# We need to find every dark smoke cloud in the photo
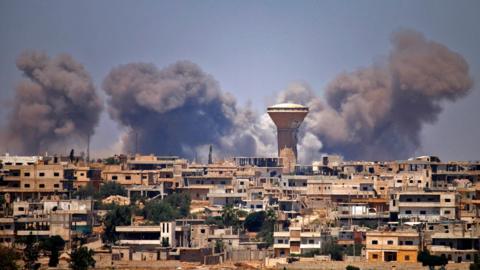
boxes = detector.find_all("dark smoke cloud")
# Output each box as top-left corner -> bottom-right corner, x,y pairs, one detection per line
5,51 -> 103,154
103,61 -> 266,159
277,29 -> 473,160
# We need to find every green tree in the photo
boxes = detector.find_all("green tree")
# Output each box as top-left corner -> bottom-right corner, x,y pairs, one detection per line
471,253 -> 480,270
73,184 -> 98,200
102,205 -> 132,244
98,182 -> 127,199
164,193 -> 191,217
40,235 -> 65,267
20,233 -> 40,270
244,211 -> 266,232
144,201 -> 177,222
205,216 -> 224,226
70,246 -> 95,270
417,251 -> 448,270
257,208 -> 277,246
214,240 -> 224,253
345,244 -> 364,256
320,239 -> 344,261
0,246 -> 20,270
143,193 -> 191,222
221,205 -> 240,228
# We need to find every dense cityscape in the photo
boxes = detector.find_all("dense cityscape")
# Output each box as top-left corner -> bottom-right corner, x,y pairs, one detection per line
0,103 -> 479,270
1,1 -> 480,270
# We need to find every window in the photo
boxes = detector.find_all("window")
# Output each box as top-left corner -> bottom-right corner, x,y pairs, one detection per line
54,184 -> 60,188
444,210 -> 451,215
405,241 -> 414,245
80,173 -> 85,176
372,254 -> 378,259
278,239 -> 284,244
387,240 -> 394,245
53,172 -> 60,177
200,229 -> 205,234
24,172 -> 30,177
39,172 -> 45,177
309,239 -> 314,244
111,175 -> 118,180
445,198 -> 451,202
24,184 -> 30,188
371,240 -> 378,245
18,207 -> 24,211
405,210 -> 412,214
420,210 -> 426,215
405,255 -> 410,261
39,184 -> 45,188
125,175 -> 131,180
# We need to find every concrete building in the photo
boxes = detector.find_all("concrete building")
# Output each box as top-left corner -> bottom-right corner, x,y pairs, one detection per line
267,103 -> 308,174
273,225 -> 324,257
366,229 -> 420,263
389,190 -> 456,222
116,222 -> 176,247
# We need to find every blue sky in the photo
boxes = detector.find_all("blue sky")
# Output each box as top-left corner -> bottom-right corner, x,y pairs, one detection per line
1,0 -> 479,160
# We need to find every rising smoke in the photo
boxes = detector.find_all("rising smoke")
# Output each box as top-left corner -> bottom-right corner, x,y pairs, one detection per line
5,51 -> 103,154
277,29 -> 473,160
103,61 -> 272,160
4,30 -> 469,161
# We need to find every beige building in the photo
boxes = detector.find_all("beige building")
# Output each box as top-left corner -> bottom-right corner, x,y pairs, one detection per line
366,229 -> 419,263
390,190 -> 456,221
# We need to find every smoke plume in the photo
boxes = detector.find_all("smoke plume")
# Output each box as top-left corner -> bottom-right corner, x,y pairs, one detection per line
103,61 -> 271,160
277,29 -> 473,160
5,51 -> 103,154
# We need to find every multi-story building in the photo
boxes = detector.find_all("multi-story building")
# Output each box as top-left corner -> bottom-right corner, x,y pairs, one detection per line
366,229 -> 420,263
389,190 -> 456,222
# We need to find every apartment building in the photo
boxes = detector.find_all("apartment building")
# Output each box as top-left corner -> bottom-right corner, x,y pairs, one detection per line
116,222 -> 176,247
273,226 -> 323,257
366,229 -> 420,263
0,164 -> 68,200
389,190 -> 456,221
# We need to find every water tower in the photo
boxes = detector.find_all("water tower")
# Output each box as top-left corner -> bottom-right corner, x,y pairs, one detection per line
267,103 -> 309,173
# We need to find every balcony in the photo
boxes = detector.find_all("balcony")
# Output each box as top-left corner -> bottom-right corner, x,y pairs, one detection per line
17,230 -> 50,236
273,243 -> 290,249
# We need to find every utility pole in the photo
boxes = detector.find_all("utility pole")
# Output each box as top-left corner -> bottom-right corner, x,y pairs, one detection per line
134,131 -> 138,155
86,134 -> 90,165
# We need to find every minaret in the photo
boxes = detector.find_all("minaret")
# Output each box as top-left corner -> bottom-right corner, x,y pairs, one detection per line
208,144 -> 213,164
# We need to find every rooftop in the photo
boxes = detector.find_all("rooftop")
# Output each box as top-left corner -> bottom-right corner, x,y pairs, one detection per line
267,103 -> 308,111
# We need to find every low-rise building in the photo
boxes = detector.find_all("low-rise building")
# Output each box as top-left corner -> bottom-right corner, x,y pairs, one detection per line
366,229 -> 419,263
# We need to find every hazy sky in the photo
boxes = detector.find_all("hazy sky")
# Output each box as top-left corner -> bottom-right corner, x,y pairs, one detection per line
1,1 -> 479,161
